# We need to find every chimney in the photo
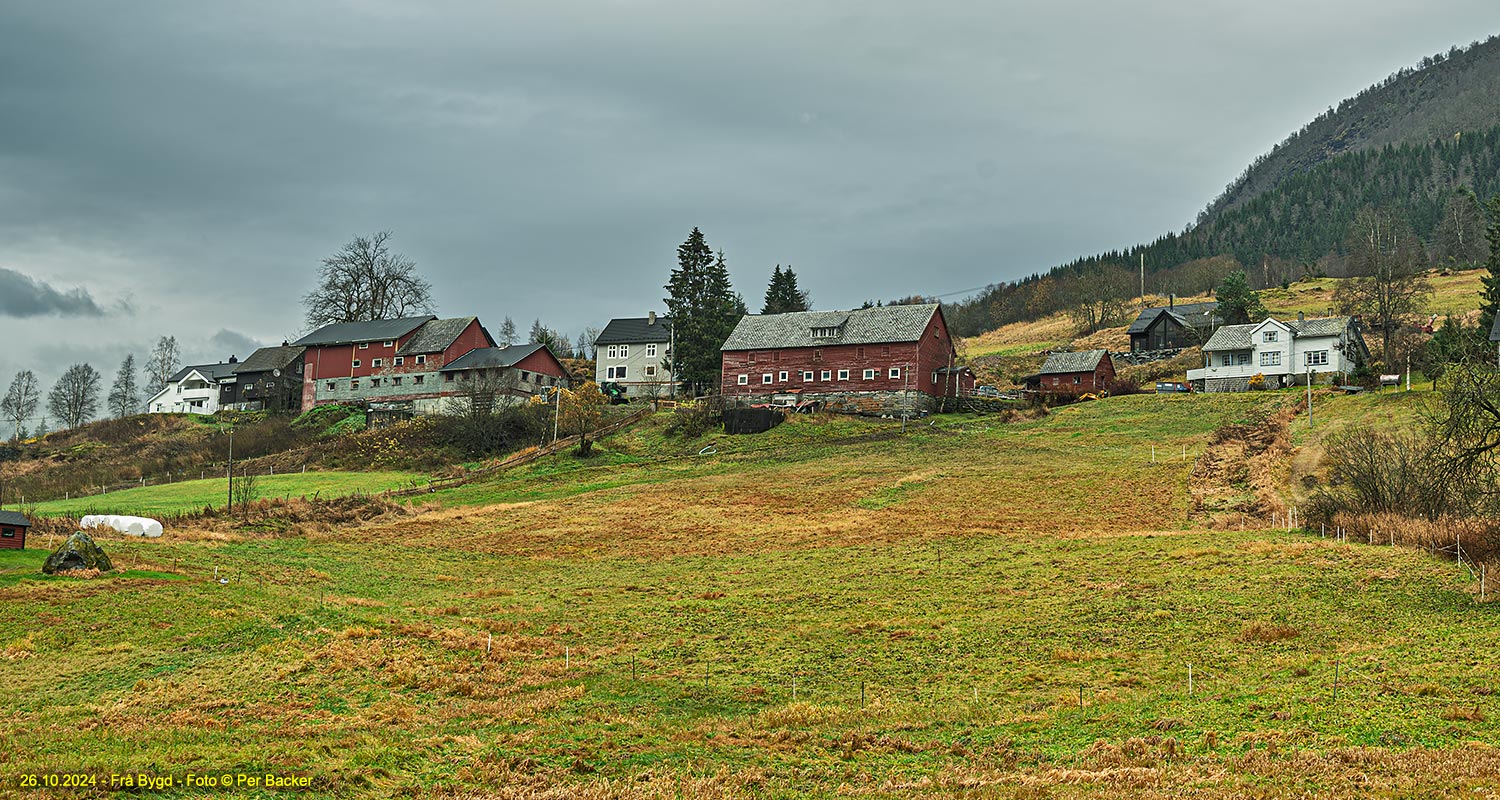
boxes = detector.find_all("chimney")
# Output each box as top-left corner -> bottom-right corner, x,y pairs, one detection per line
228,355 -> 238,364
648,311 -> 656,325
1169,294 -> 1175,309
281,340 -> 290,347
1297,311 -> 1304,322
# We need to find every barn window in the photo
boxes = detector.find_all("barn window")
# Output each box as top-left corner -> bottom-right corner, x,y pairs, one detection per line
932,372 -> 938,384
372,358 -> 383,367
352,359 -> 361,368
778,371 -> 788,382
888,367 -> 901,379
393,377 -> 403,386
881,346 -> 890,357
1,530 -> 12,538
748,352 -> 756,364
415,355 -> 426,365
813,349 -> 823,362
327,382 -> 336,391
394,357 -> 404,366
802,370 -> 814,381
359,343 -> 369,349
863,369 -> 876,380
1073,376 -> 1081,385
351,380 -> 360,389
444,373 -> 455,382
857,347 -> 865,359
370,378 -> 381,387
383,340 -> 394,347
820,370 -> 830,381
738,374 -> 749,385
762,373 -> 773,384
414,375 -> 424,385
521,371 -> 531,382
838,369 -> 850,380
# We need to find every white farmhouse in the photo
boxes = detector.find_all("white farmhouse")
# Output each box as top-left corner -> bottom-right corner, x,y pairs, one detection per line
593,313 -> 675,399
146,361 -> 239,414
1187,315 -> 1368,392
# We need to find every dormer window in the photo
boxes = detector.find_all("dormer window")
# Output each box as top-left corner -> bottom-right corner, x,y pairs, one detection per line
811,326 -> 841,339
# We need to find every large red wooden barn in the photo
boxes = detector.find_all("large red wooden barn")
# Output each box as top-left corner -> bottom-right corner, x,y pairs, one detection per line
295,317 -> 569,415
719,304 -> 973,415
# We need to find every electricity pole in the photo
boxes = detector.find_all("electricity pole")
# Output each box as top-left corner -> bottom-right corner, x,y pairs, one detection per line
552,387 -> 561,443
226,424 -> 235,511
1306,366 -> 1313,429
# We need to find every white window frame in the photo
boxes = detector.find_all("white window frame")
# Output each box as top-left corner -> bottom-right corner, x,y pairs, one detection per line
383,340 -> 394,347
394,356 -> 404,366
838,369 -> 850,380
359,343 -> 369,350
619,344 -> 630,358
762,373 -> 773,385
607,345 -> 618,360
1305,350 -> 1329,366
645,365 -> 657,376
372,358 -> 383,367
415,355 -> 426,365
1260,351 -> 1281,367
646,344 -> 657,357
820,370 -> 831,381
778,370 -> 788,382
326,382 -> 336,391
606,367 -> 616,380
352,359 -> 361,368
802,370 -> 814,381
1263,330 -> 1278,343
863,368 -> 876,380
888,367 -> 901,379
737,374 -> 749,386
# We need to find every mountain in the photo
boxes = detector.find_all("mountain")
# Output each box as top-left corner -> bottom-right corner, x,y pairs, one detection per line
945,34 -> 1500,339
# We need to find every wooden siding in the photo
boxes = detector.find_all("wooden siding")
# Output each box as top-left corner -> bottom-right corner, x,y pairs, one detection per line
0,524 -> 25,550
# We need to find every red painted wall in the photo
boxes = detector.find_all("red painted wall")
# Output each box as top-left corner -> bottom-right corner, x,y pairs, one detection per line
1041,359 -> 1116,394
0,524 -> 26,550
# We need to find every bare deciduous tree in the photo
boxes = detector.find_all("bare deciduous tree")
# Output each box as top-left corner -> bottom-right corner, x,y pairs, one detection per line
143,336 -> 180,397
1060,265 -> 1134,333
1,370 -> 41,441
1334,208 -> 1431,365
107,354 -> 140,418
304,231 -> 435,327
48,363 -> 101,430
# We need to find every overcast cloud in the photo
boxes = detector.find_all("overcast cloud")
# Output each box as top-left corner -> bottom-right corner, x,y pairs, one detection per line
1,0 -> 1498,411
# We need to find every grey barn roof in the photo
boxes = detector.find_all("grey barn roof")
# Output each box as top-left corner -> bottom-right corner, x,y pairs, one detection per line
398,317 -> 488,355
441,343 -> 547,372
596,316 -> 672,345
1490,315 -> 1500,343
292,316 -> 436,347
1039,349 -> 1109,374
1127,302 -> 1221,335
0,510 -> 31,528
1202,316 -> 1356,351
721,304 -> 940,351
233,345 -> 305,375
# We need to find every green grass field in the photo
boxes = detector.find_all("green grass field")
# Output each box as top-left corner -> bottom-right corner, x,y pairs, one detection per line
26,470 -> 427,519
3,393 -> 1496,797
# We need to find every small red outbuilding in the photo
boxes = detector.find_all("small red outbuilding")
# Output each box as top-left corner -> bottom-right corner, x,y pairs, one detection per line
0,511 -> 31,550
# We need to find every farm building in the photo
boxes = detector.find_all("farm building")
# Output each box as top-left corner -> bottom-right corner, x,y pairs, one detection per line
1127,300 -> 1221,353
229,344 -> 306,412
0,511 -> 30,550
1187,315 -> 1367,392
593,313 -> 675,398
719,304 -> 971,415
1026,349 -> 1116,395
295,316 -> 494,414
440,344 -> 572,411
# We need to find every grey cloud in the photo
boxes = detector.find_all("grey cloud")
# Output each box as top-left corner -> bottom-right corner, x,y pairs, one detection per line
0,268 -> 103,318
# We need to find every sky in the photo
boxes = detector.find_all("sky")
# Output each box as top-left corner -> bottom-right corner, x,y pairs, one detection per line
2,0 -> 1498,421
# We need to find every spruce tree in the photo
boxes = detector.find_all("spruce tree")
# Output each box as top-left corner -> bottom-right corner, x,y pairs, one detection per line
761,265 -> 810,314
107,354 -> 140,418
1215,270 -> 1268,324
664,229 -> 741,395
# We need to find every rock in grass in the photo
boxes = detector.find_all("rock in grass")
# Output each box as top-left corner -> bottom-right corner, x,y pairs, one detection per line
42,532 -> 115,575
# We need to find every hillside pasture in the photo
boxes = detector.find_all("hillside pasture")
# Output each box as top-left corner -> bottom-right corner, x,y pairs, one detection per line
25,470 -> 426,519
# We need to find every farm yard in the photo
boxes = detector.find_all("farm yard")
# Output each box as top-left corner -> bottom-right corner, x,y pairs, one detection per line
3,390 -> 1498,798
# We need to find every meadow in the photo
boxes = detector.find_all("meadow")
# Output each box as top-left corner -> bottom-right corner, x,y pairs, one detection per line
24,470 -> 427,519
3,391 -> 1496,798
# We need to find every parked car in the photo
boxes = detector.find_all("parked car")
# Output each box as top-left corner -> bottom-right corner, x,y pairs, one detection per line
1154,381 -> 1192,394
974,385 -> 1001,398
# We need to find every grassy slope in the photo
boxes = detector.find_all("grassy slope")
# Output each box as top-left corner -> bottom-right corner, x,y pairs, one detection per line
25,471 -> 426,519
4,392 -> 1498,797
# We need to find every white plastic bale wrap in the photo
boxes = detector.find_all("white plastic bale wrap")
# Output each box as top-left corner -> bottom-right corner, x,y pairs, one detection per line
80,514 -> 164,538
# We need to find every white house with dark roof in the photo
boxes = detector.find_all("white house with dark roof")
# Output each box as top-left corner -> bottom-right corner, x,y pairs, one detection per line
593,313 -> 675,398
1187,315 -> 1368,392
146,360 -> 240,414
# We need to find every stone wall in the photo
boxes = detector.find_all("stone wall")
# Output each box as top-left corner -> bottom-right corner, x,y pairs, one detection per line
728,389 -> 938,417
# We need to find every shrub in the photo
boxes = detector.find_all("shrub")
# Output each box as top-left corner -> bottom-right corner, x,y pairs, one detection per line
1247,373 -> 1266,391
1107,376 -> 1142,396
664,399 -> 720,439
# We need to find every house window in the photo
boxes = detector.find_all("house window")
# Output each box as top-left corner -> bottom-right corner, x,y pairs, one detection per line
372,358 -> 383,367
619,344 -> 630,358
1263,331 -> 1278,343
1221,354 -> 1233,367
820,370 -> 830,381
415,355 -> 426,365
1260,351 -> 1281,367
607,345 -> 618,359
762,373 -> 773,384
738,374 -> 749,386
615,366 -> 626,379
352,359 -> 361,368
327,382 -> 336,391
606,367 -> 615,379
1305,350 -> 1329,366
1073,376 -> 1082,385
414,375 -> 424,385
521,370 -> 531,382
646,344 -> 657,357
394,357 -> 404,366
1235,353 -> 1251,366
778,370 -> 788,382
645,366 -> 657,376
350,380 -> 360,389
802,370 -> 814,381
888,367 -> 901,379
863,369 -> 876,380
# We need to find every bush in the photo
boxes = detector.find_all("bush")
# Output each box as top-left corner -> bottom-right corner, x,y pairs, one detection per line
1247,373 -> 1266,391
1107,376 -> 1142,396
433,405 -> 549,459
664,399 -> 720,439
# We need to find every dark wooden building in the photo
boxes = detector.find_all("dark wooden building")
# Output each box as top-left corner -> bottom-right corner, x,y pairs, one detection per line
1029,349 -> 1116,395
230,344 -> 307,412
1127,300 -> 1221,352
0,511 -> 31,550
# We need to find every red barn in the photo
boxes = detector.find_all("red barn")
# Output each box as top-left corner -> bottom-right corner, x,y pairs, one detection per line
1031,349 -> 1116,395
719,304 -> 969,415
0,511 -> 31,550
296,316 -> 499,414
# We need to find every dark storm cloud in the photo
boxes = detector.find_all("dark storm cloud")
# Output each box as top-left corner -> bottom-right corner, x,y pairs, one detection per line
1,0 -> 1498,392
0,268 -> 103,318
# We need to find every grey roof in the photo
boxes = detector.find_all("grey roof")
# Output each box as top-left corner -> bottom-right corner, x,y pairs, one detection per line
291,316 -> 436,347
1202,316 -> 1356,352
1039,349 -> 1109,374
440,343 -> 547,371
1127,302 -> 1220,334
721,304 -> 941,351
167,361 -> 240,383
398,317 -> 490,355
0,510 -> 30,528
1490,315 -> 1500,343
232,345 -> 305,375
596,315 -> 672,345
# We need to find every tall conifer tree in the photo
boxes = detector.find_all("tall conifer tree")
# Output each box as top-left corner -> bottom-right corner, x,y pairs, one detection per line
664,229 -> 741,395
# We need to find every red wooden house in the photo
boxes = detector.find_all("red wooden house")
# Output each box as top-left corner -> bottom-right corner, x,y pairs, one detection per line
0,511 -> 31,550
1028,349 -> 1116,395
719,304 -> 972,415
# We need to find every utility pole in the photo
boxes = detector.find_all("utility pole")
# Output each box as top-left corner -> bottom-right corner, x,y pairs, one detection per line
552,386 -> 561,443
1306,366 -> 1313,429
1405,351 -> 1411,392
1140,253 -> 1145,305
226,424 -> 235,511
